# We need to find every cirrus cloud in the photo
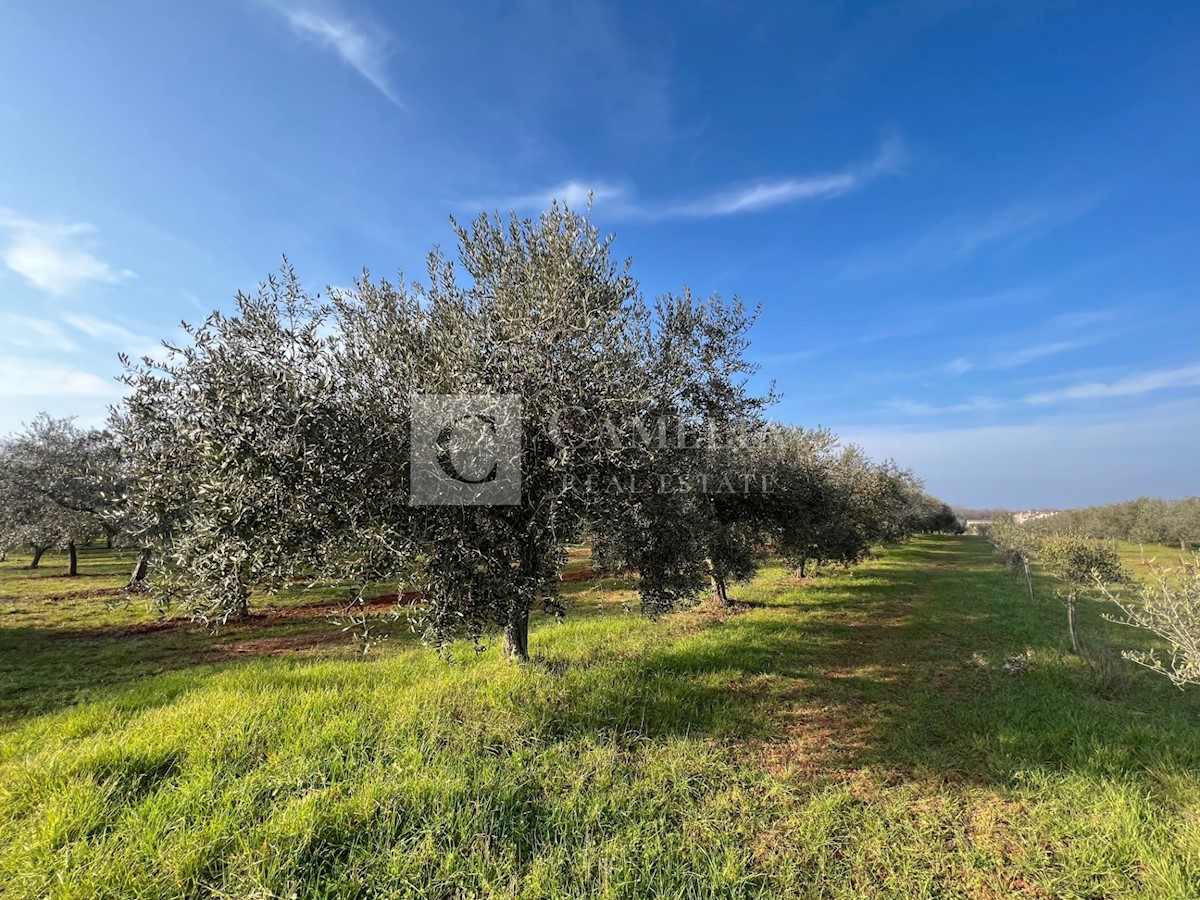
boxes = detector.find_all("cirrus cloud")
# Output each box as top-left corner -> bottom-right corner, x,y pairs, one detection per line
1026,362 -> 1200,405
0,209 -> 135,296
483,137 -> 906,221
277,5 -> 402,108
0,358 -> 119,398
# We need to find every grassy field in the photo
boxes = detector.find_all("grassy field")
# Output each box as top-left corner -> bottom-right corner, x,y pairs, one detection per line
1,535 -> 1199,898
1116,541 -> 1196,576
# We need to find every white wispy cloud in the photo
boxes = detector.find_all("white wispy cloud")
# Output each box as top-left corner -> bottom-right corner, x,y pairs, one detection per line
886,360 -> 1200,420
987,337 -> 1097,369
498,181 -> 629,214
0,210 -> 135,296
61,313 -> 146,345
887,396 -> 1003,416
666,172 -> 860,218
1041,308 -> 1119,330
489,138 -> 905,221
937,339 -> 1091,379
923,285 -> 1052,316
280,6 -> 402,107
0,359 -> 118,398
929,309 -> 1116,378
754,348 -> 824,365
61,312 -> 165,361
839,195 -> 1098,278
0,315 -> 79,353
1026,362 -> 1200,405
667,137 -> 905,219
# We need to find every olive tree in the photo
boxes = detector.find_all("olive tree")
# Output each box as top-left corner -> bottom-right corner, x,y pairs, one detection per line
0,479 -> 90,570
652,293 -> 775,607
763,430 -> 933,578
906,495 -> 963,534
989,514 -> 1041,602
0,415 -> 120,573
1041,535 -> 1127,654
869,461 -> 928,547
580,286 -> 780,610
1028,496 -> 1200,550
763,425 -> 839,578
813,448 -> 918,568
1164,499 -> 1200,551
336,207 -> 669,658
117,206 -> 774,656
114,263 -> 356,621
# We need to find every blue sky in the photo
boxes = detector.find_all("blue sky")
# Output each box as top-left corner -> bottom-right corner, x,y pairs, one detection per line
0,0 -> 1197,508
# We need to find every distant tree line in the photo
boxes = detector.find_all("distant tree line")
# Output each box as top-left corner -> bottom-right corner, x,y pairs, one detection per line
0,206 -> 960,659
1029,497 -> 1200,550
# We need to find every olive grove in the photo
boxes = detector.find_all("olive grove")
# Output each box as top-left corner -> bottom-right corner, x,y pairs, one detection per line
101,206 -> 954,658
1031,496 -> 1200,550
0,415 -> 124,574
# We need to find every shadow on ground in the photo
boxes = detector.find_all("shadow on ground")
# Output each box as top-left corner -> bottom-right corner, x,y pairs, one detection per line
4,536 -> 1199,794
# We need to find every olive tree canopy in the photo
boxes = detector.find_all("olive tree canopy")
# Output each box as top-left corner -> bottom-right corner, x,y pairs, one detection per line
116,206 -> 777,655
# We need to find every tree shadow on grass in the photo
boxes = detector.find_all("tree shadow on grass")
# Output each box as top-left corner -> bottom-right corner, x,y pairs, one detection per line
6,535 -> 1200,794
0,612 -> 422,726
770,537 -> 1200,786
0,579 -> 621,730
539,535 -> 1200,788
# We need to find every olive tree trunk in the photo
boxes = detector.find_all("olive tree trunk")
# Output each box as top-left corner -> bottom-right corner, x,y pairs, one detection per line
713,575 -> 730,607
1066,595 -> 1080,654
502,606 -> 530,661
501,540 -> 544,662
127,547 -> 151,589
226,580 -> 252,621
231,595 -> 250,620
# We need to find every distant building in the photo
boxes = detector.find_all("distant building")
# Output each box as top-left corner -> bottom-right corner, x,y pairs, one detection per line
1012,509 -> 1059,524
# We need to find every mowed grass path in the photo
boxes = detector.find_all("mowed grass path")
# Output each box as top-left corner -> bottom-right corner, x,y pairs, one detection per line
1,536 -> 1199,898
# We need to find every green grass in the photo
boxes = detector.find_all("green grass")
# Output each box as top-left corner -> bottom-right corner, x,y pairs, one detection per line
1116,541 -> 1196,577
1,536 -> 1198,898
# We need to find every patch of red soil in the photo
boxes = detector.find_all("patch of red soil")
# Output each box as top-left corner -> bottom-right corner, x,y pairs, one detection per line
206,631 -> 352,659
558,567 -> 602,584
42,586 -> 128,602
262,588 -> 426,619
46,570 -> 604,641
55,619 -> 180,639
39,572 -> 118,580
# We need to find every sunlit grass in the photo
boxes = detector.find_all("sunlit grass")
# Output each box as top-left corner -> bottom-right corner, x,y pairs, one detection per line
1,536 -> 1198,897
1115,541 -> 1195,584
